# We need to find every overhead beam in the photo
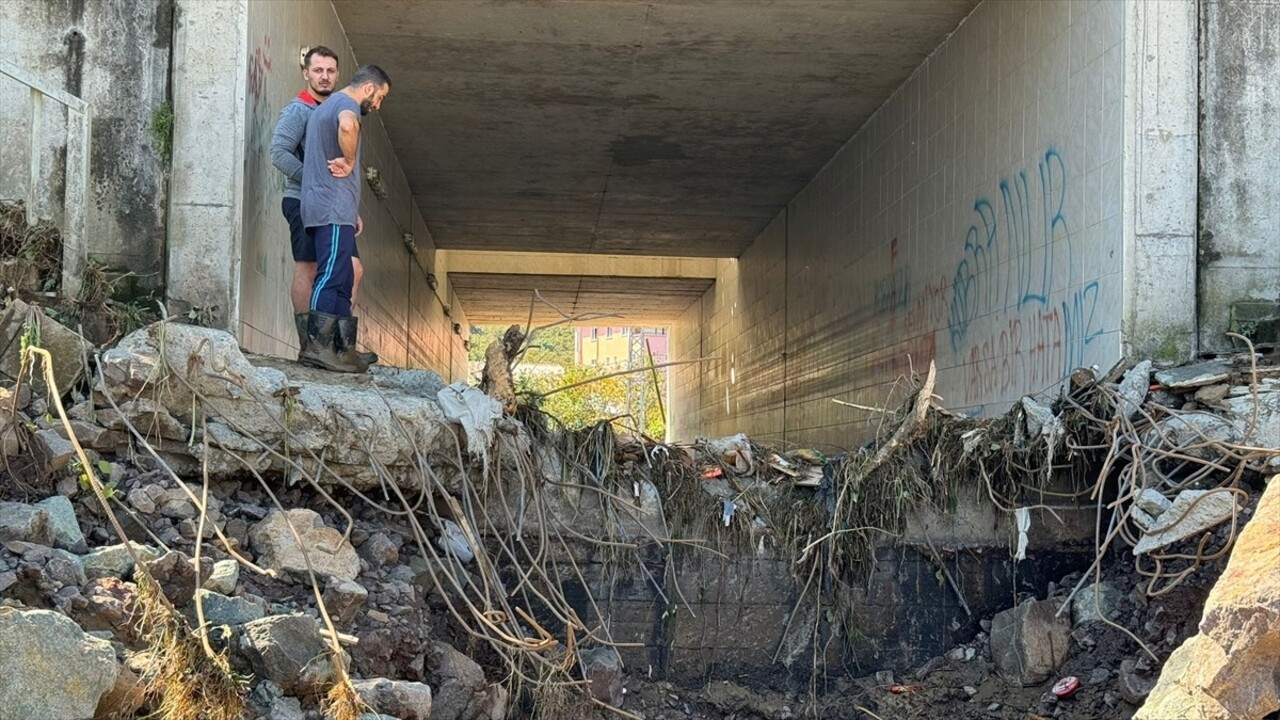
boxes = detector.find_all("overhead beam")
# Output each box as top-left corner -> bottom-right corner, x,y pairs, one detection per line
441,250 -> 719,280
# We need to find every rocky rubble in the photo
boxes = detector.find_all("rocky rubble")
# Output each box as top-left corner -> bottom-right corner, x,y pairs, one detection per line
2,310 -> 1279,720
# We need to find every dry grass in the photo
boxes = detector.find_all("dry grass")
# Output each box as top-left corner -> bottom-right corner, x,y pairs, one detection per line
321,674 -> 368,720
134,572 -> 246,720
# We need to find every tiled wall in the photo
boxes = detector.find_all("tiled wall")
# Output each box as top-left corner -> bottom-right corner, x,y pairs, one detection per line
238,1 -> 467,381
673,0 -> 1126,448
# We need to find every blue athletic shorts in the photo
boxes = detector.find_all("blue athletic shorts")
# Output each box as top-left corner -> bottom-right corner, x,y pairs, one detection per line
282,197 -> 359,262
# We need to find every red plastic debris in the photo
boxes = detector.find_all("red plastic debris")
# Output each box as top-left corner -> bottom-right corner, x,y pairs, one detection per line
1052,676 -> 1081,698
888,684 -> 920,695
701,466 -> 723,479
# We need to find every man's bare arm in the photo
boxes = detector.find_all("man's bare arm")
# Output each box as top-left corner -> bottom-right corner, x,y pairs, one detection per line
337,109 -> 359,165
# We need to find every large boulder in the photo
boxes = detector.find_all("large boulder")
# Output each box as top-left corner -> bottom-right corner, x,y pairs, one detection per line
238,614 -> 347,696
249,509 -> 359,582
429,640 -> 506,720
0,607 -> 119,720
93,323 -> 453,490
1136,477 -> 1280,720
989,597 -> 1072,686
352,677 -> 433,720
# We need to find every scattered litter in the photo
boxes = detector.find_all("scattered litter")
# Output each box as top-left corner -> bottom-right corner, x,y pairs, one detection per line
888,684 -> 919,695
721,498 -> 737,527
435,519 -> 475,564
1014,507 -> 1032,561
701,466 -> 723,479
1052,676 -> 1082,698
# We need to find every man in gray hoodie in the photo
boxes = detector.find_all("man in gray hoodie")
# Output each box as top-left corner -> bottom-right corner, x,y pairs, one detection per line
269,45 -> 366,356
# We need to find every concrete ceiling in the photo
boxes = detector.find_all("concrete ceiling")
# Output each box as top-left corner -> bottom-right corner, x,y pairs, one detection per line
333,0 -> 978,260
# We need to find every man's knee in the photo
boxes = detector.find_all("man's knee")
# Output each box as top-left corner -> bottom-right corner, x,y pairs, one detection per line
294,261 -> 317,279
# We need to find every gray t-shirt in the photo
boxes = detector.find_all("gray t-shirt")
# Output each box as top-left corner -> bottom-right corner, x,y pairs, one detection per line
301,92 -> 361,228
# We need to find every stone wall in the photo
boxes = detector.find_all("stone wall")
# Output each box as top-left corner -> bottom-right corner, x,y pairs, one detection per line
0,0 -> 172,288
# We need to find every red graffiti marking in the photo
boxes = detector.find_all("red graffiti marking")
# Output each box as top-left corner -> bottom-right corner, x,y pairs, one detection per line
247,35 -> 272,106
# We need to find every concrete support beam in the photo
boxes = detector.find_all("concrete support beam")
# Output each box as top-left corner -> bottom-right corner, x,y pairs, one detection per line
441,250 -> 719,279
166,0 -> 248,332
1122,0 -> 1198,361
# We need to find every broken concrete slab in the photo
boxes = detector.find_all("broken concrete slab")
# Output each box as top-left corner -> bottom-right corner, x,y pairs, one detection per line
1117,361 -> 1152,418
1136,477 -> 1280,720
93,323 -> 455,491
0,299 -> 93,400
1220,390 -> 1280,455
989,598 -> 1072,686
1155,361 -> 1231,390
1135,488 -> 1173,517
249,509 -> 359,583
1134,489 -> 1240,556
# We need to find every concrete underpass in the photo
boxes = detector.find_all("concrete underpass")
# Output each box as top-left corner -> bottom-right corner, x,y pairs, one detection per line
5,2 -> 1280,718
3,0 -> 1225,449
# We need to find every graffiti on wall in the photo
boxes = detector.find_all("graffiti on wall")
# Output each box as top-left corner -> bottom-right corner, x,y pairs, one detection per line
939,148 -> 1104,404
243,34 -> 285,278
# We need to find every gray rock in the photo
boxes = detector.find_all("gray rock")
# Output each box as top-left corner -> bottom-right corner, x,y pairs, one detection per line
323,577 -> 368,624
44,549 -> 87,589
82,542 -> 164,581
352,677 -> 433,720
1134,489 -> 1240,556
34,496 -> 86,553
0,607 -> 119,720
429,641 -> 486,720
1071,582 -> 1121,626
249,680 -> 306,720
1118,658 -> 1154,704
195,589 -> 265,625
204,559 -> 240,595
990,598 -> 1072,686
0,300 -> 93,400
579,646 -> 624,706
144,550 -> 210,606
250,509 -> 360,583
0,570 -> 16,593
1155,361 -> 1230,390
31,428 -> 77,473
0,501 -> 52,546
127,487 -> 156,514
1194,383 -> 1230,405
238,614 -> 347,696
1135,489 -> 1173,517
360,532 -> 399,567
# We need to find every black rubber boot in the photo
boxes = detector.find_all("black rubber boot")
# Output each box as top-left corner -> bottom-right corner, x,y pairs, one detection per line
299,311 -> 367,373
293,312 -> 308,360
337,314 -> 378,367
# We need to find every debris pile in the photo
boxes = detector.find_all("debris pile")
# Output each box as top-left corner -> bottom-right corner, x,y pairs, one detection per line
0,303 -> 1277,719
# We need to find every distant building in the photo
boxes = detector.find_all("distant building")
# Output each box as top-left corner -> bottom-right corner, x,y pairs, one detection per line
575,327 -> 669,368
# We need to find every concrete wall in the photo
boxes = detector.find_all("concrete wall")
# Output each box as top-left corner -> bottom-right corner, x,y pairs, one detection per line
0,0 -> 171,287
672,0 -> 1171,447
1199,1 -> 1280,353
236,0 -> 467,379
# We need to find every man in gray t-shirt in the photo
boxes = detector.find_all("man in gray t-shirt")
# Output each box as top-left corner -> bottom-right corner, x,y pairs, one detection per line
298,64 -> 391,374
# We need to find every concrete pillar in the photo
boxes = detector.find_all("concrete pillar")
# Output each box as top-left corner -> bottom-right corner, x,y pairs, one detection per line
1121,0 -> 1199,361
166,0 -> 248,332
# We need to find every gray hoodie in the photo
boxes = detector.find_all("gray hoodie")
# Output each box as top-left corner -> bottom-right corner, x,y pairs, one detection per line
269,92 -> 321,199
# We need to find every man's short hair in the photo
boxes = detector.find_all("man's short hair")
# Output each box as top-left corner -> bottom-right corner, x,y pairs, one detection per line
303,46 -> 339,69
348,64 -> 391,90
